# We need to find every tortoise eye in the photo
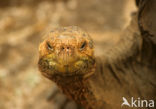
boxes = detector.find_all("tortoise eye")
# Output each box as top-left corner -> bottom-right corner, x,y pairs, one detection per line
47,42 -> 53,51
80,41 -> 87,50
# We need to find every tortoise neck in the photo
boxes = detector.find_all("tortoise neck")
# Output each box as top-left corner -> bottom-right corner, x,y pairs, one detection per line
51,73 -> 96,109
139,37 -> 156,68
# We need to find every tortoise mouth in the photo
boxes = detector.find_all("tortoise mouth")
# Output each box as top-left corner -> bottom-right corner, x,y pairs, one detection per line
38,56 -> 95,78
52,70 -> 85,77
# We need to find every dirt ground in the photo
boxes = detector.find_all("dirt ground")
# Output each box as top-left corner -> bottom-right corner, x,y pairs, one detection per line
0,0 -> 137,109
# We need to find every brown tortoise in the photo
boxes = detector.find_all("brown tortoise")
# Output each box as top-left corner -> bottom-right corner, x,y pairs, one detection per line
38,1 -> 156,109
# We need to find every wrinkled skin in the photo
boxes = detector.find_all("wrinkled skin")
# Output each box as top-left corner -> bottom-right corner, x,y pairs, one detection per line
38,24 -> 156,109
38,1 -> 156,108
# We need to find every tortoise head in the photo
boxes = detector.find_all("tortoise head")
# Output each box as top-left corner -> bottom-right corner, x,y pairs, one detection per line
38,26 -> 95,79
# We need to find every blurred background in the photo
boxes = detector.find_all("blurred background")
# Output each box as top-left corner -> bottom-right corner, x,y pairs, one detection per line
0,0 -> 137,109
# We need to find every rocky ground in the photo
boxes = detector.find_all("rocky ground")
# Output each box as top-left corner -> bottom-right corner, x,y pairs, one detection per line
0,0 -> 137,109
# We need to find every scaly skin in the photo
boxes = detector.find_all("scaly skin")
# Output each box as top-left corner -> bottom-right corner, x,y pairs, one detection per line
38,1 -> 156,107
38,26 -> 97,109
38,25 -> 156,109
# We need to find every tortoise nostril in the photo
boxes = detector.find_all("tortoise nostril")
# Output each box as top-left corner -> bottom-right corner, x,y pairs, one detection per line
60,46 -> 72,51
